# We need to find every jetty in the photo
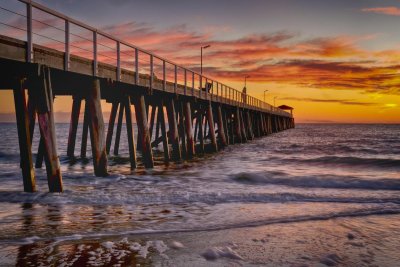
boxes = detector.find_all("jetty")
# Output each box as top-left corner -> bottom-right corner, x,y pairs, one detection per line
0,0 -> 294,192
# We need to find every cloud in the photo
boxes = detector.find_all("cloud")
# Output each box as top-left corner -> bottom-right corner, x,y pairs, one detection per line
278,97 -> 379,106
362,7 -> 400,16
7,17 -> 399,96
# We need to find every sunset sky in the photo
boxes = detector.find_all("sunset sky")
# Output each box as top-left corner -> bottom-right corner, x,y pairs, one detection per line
1,0 -> 400,123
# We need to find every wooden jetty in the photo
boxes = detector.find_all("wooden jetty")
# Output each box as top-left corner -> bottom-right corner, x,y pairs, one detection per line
0,0 -> 294,192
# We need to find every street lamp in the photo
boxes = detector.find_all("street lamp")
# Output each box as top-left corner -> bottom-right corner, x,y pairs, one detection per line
201,45 -> 211,75
263,89 -> 268,102
244,75 -> 250,88
274,96 -> 278,107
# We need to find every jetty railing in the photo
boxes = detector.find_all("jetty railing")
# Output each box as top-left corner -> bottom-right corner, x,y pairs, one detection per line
0,0 -> 289,116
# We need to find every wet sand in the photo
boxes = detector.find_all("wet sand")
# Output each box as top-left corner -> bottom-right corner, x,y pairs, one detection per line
1,213 -> 399,266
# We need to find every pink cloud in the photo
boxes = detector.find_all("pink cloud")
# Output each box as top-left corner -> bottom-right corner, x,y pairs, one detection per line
362,7 -> 400,16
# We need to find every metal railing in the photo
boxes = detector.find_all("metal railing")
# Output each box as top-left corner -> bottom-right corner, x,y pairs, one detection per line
1,0 -> 290,117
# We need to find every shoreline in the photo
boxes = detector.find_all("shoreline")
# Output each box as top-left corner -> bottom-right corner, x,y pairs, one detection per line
1,213 -> 399,266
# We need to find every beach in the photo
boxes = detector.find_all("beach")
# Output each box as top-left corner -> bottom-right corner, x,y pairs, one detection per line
0,123 -> 399,266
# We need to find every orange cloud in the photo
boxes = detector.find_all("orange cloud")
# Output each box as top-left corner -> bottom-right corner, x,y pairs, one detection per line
4,16 -> 400,97
362,7 -> 400,16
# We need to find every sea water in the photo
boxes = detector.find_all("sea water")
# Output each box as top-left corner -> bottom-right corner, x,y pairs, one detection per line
0,123 -> 399,265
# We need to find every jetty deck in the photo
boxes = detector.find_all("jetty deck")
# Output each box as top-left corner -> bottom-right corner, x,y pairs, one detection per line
0,0 -> 294,192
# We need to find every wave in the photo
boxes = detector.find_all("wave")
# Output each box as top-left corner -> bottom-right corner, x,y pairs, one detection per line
0,189 -> 399,206
281,156 -> 400,169
232,172 -> 400,190
3,205 -> 400,245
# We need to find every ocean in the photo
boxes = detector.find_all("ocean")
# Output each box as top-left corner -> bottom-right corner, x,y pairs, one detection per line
0,123 -> 399,266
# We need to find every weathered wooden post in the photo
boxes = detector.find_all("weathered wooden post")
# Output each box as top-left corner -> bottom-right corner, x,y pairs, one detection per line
184,101 -> 195,157
67,96 -> 82,158
13,77 -> 36,192
239,109 -> 247,142
206,102 -> 218,152
81,102 -> 89,158
197,106 -> 205,153
216,104 -> 227,147
134,94 -> 154,168
113,102 -> 124,155
87,79 -> 108,176
157,100 -> 170,162
105,102 -> 118,155
35,66 -> 63,192
246,111 -> 254,140
222,107 -> 230,145
124,96 -> 137,169
166,98 -> 181,160
177,101 -> 187,158
234,107 -> 242,143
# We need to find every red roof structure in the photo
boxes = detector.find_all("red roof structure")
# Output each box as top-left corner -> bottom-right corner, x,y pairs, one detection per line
278,105 -> 294,115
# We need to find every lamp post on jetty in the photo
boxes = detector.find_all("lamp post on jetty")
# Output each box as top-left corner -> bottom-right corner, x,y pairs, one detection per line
200,45 -> 211,75
264,89 -> 268,102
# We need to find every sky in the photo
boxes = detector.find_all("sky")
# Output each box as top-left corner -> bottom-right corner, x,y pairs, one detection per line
0,0 -> 400,123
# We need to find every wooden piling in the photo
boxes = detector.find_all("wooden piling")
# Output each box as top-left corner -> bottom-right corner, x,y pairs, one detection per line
134,94 -> 154,168
124,96 -> 137,169
197,106 -> 205,153
234,107 -> 242,143
67,97 -> 82,158
27,95 -> 36,144
157,100 -> 170,162
206,102 -> 218,152
166,98 -> 181,160
87,79 -> 108,176
81,102 -> 89,158
246,111 -> 254,140
177,101 -> 187,158
239,109 -> 247,142
105,102 -> 118,155
183,101 -> 195,158
35,66 -> 63,192
222,108 -> 230,145
13,78 -> 36,192
113,102 -> 124,156
149,104 -> 156,140
216,105 -> 227,147
35,137 -> 44,168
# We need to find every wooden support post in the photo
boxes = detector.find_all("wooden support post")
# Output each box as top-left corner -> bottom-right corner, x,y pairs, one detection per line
239,109 -> 247,142
149,104 -> 156,140
105,102 -> 118,155
166,98 -> 181,160
178,101 -> 187,158
197,106 -> 205,153
258,112 -> 266,136
223,108 -> 230,145
157,100 -> 170,162
27,95 -> 36,144
81,102 -> 89,158
246,111 -> 254,140
87,79 -> 108,177
35,137 -> 44,168
216,105 -> 227,147
134,94 -> 154,168
67,97 -> 82,158
206,103 -> 218,152
114,102 -> 124,156
35,66 -> 63,192
234,107 -> 242,143
155,107 -> 160,142
183,101 -> 195,158
13,79 -> 36,192
124,96 -> 137,169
